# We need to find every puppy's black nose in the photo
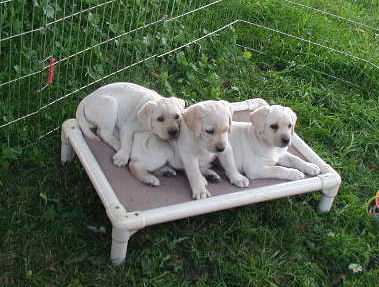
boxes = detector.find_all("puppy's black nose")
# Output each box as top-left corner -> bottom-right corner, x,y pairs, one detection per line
281,137 -> 290,146
168,128 -> 178,137
216,146 -> 225,152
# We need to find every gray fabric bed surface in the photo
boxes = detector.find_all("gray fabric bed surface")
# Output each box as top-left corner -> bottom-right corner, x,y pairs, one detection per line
86,110 -> 307,211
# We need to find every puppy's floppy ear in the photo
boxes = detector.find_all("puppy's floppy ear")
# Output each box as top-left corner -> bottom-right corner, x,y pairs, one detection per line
219,100 -> 234,133
170,97 -> 185,113
183,104 -> 204,137
137,101 -> 156,130
286,107 -> 297,135
249,106 -> 269,134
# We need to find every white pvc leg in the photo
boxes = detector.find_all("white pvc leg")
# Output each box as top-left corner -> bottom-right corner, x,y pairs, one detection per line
319,196 -> 336,213
111,227 -> 133,266
318,185 -> 339,213
61,129 -> 74,163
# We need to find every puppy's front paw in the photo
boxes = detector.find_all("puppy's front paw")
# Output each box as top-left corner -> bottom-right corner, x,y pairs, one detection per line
143,175 -> 160,187
287,169 -> 305,180
200,175 -> 208,187
192,185 -> 211,200
112,151 -> 129,167
230,174 -> 249,188
303,163 -> 321,176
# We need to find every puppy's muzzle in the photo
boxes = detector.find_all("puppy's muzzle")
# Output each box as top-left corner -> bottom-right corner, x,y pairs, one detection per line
281,136 -> 290,147
168,128 -> 179,139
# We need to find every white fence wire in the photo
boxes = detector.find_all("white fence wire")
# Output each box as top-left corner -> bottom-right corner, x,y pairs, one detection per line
0,0 -> 377,148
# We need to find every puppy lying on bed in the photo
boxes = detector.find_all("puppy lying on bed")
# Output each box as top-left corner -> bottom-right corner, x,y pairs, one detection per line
76,82 -> 185,166
230,104 -> 321,180
129,100 -> 249,199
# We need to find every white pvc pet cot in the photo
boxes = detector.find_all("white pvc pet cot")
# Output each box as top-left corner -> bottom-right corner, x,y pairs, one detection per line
60,99 -> 341,266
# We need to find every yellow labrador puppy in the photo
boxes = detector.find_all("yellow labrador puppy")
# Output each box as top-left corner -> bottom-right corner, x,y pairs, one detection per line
76,82 -> 185,166
129,100 -> 249,199
129,131 -> 178,187
230,105 -> 321,180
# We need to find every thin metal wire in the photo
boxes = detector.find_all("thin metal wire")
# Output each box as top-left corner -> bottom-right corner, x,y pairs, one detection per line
239,19 -> 379,69
127,0 -> 146,80
50,0 -> 61,133
147,0 -> 167,67
126,0 -> 139,81
137,0 -> 152,79
57,0 -> 68,124
100,0 -> 117,84
27,2 -> 36,116
157,20 -> 238,59
122,0 -> 139,82
78,0 -> 93,88
64,0 -> 76,96
0,0 -> 223,88
0,0 -> 117,42
165,0 -> 222,23
72,0 -> 85,93
17,0 -> 25,127
282,0 -> 379,32
110,0 -> 124,77
0,5 -> 2,56
0,4 -> 4,120
37,3 -> 50,141
22,126 -> 60,149
6,17 -> 13,144
86,1 -> 102,88
114,1 -> 131,71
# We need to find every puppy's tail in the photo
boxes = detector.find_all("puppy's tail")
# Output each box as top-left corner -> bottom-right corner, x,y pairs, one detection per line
76,99 -> 101,141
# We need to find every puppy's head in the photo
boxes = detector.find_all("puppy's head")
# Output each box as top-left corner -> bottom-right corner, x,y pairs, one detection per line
184,100 -> 232,153
249,105 -> 297,148
137,97 -> 185,140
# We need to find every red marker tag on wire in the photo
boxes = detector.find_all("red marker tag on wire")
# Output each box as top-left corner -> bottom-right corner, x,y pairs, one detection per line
47,58 -> 56,84
37,56 -> 56,92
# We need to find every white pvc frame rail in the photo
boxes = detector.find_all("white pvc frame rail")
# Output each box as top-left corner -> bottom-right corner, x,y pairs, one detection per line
61,100 -> 341,266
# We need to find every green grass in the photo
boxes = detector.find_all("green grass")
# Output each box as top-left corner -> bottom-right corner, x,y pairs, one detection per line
1,0 -> 378,286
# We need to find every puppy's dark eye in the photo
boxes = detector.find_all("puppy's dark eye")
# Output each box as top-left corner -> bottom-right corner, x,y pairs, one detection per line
270,124 -> 278,131
157,116 -> 165,122
206,129 -> 214,135
288,124 -> 292,129
174,114 -> 180,120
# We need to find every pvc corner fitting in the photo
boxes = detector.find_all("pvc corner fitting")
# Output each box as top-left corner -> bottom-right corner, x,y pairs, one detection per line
318,172 -> 342,197
246,98 -> 268,110
108,203 -> 145,231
